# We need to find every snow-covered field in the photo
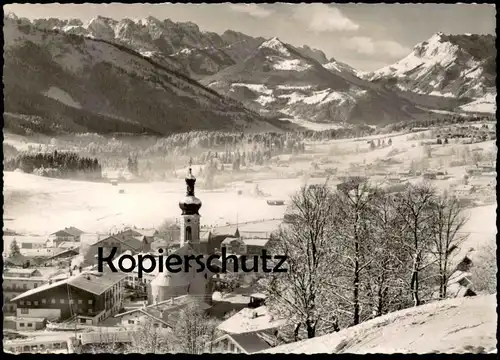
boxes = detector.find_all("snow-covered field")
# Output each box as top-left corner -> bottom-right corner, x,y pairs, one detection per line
262,294 -> 497,354
2,171 -> 290,235
3,129 -> 496,242
459,93 -> 497,114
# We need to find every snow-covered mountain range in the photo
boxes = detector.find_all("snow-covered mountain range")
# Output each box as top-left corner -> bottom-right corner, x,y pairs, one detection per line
202,37 -> 424,125
363,33 -> 496,113
3,16 -> 293,135
3,12 -> 496,135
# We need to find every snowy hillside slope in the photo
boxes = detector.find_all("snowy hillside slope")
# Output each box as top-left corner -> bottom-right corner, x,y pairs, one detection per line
3,17 -> 294,135
364,33 -> 496,103
261,295 -> 497,354
202,38 -> 425,125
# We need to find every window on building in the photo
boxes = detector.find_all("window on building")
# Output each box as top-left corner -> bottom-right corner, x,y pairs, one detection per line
19,323 -> 25,327
27,323 -> 33,327
185,226 -> 192,241
88,309 -> 93,314
128,320 -> 134,325
23,284 -> 28,289
42,299 -> 46,304
26,301 -> 31,306
88,299 -> 93,305
77,299 -> 82,304
34,301 -> 38,306
60,299 -> 65,304
51,299 -> 56,304
69,300 -> 74,304
21,308 -> 29,314
20,301 -> 24,305
153,323 -> 159,328
34,283 -> 38,288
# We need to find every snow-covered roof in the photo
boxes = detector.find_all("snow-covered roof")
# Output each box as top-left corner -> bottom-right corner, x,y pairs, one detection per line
11,278 -> 70,302
242,238 -> 270,247
217,306 -> 286,334
212,332 -> 273,354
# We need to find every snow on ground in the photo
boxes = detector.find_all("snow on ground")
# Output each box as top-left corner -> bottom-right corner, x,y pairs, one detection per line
455,204 -> 497,265
43,87 -> 82,109
259,38 -> 290,56
459,93 -> 497,114
273,59 -> 311,71
278,116 -> 347,131
276,85 -> 312,91
231,83 -> 272,95
2,171 -> 288,235
369,33 -> 459,80
261,294 -> 497,354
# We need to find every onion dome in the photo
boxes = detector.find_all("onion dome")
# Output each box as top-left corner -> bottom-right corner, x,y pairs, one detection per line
179,166 -> 202,215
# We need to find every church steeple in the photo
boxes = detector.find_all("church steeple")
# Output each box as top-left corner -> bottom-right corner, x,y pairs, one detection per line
179,158 -> 202,216
179,158 -> 202,248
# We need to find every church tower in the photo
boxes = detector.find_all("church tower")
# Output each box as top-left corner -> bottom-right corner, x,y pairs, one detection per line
178,160 -> 202,249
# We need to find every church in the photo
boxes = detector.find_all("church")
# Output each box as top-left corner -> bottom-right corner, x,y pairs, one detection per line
147,164 -> 219,306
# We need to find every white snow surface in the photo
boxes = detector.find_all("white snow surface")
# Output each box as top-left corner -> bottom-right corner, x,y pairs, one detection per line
261,295 -> 497,354
459,93 -> 497,113
2,171 -> 288,235
273,59 -> 312,71
259,37 -> 291,56
43,87 -> 82,109
369,33 -> 459,80
231,83 -> 273,95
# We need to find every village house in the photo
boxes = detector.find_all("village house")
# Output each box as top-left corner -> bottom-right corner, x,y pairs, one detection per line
4,236 -> 48,250
220,237 -> 271,256
109,251 -> 156,291
44,248 -> 80,267
80,234 -> 150,266
48,227 -> 85,247
3,332 -> 73,354
217,305 -> 286,336
209,331 -> 278,354
57,241 -> 81,250
10,270 -> 127,325
113,227 -> 157,247
453,184 -> 476,198
114,294 -> 211,335
3,268 -> 48,314
211,304 -> 286,353
476,161 -> 496,172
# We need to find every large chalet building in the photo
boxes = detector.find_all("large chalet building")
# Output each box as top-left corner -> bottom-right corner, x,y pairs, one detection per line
10,270 -> 126,325
3,269 -> 47,314
48,227 -> 85,247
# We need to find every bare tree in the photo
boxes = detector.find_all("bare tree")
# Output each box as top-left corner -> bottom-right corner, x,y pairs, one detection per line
363,190 -> 411,318
331,178 -> 378,326
170,302 -> 220,354
394,183 -> 437,306
430,193 -> 469,299
126,318 -> 173,354
264,185 -> 341,340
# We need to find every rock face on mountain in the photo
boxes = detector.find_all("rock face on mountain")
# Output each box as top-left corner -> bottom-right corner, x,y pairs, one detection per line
3,17 -> 291,136
202,38 -> 424,125
26,16 -> 266,79
363,33 -> 496,113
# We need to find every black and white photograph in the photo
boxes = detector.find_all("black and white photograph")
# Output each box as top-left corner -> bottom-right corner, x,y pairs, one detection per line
2,3 -> 497,354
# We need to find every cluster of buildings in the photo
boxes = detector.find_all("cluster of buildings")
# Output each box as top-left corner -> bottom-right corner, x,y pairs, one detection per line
3,167 -> 281,354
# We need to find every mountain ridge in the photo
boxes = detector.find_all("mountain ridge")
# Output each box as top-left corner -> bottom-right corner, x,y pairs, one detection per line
3,17 -> 296,136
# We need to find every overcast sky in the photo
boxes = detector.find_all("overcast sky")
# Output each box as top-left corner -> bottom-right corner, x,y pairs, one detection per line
4,3 -> 496,71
